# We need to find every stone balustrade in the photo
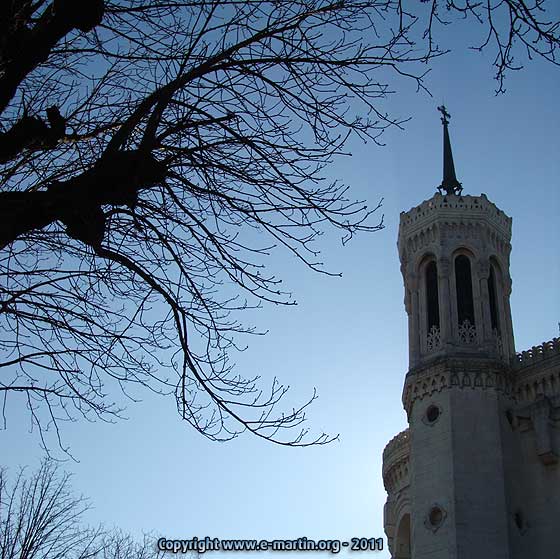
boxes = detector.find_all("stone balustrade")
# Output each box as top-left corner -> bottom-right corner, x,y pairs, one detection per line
514,338 -> 560,367
399,192 -> 512,239
382,428 -> 411,494
513,338 -> 560,404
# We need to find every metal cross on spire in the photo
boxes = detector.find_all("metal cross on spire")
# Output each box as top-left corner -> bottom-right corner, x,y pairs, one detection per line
436,105 -> 463,196
438,104 -> 450,125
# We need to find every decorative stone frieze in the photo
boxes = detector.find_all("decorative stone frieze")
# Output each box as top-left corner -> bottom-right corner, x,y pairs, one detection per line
402,357 -> 514,416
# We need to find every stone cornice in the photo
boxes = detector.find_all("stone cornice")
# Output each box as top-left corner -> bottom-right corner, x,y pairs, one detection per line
399,192 -> 512,242
402,356 -> 514,415
382,428 -> 411,494
383,428 -> 410,464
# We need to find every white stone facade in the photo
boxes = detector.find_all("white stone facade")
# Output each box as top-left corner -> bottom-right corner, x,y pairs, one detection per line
383,192 -> 560,558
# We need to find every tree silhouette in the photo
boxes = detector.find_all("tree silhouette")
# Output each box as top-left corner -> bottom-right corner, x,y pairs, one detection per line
0,1 -> 558,450
0,460 -> 168,559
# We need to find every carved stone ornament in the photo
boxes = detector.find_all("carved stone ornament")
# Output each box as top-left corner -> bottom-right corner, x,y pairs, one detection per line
458,319 -> 477,345
426,325 -> 442,352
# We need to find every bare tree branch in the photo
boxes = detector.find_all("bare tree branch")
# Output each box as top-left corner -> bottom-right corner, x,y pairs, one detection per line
0,460 -> 169,559
0,0 -> 557,452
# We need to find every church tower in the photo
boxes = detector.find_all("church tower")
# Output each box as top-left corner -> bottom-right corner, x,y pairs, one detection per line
382,107 -> 560,559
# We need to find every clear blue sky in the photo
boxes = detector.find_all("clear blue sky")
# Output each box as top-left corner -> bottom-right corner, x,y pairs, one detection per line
2,14 -> 559,559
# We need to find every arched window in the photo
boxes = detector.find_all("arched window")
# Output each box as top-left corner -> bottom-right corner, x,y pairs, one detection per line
455,255 -> 475,325
488,265 -> 500,332
395,514 -> 411,559
425,260 -> 440,331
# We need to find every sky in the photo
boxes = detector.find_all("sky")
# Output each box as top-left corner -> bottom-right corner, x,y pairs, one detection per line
2,8 -> 559,559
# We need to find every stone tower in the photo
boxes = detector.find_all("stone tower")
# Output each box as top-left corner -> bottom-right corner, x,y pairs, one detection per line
382,107 -> 560,559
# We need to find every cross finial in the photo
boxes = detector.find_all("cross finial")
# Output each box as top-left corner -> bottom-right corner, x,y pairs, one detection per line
436,105 -> 463,196
437,105 -> 450,125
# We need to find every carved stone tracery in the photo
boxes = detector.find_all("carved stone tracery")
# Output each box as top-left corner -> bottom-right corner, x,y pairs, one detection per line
458,319 -> 477,345
426,325 -> 441,352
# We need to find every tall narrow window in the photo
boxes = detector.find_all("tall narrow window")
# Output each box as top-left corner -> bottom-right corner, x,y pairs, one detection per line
488,266 -> 500,332
455,255 -> 475,325
425,261 -> 440,331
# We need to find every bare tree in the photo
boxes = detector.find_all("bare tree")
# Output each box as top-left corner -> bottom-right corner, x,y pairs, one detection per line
96,532 -> 171,559
0,1 -> 558,450
0,459 -> 168,559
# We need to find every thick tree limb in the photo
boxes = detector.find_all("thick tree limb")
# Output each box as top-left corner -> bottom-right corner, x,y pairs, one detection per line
0,0 -> 104,112
0,150 -> 165,248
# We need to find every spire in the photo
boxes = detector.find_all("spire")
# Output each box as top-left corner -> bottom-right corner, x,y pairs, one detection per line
436,105 -> 463,196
